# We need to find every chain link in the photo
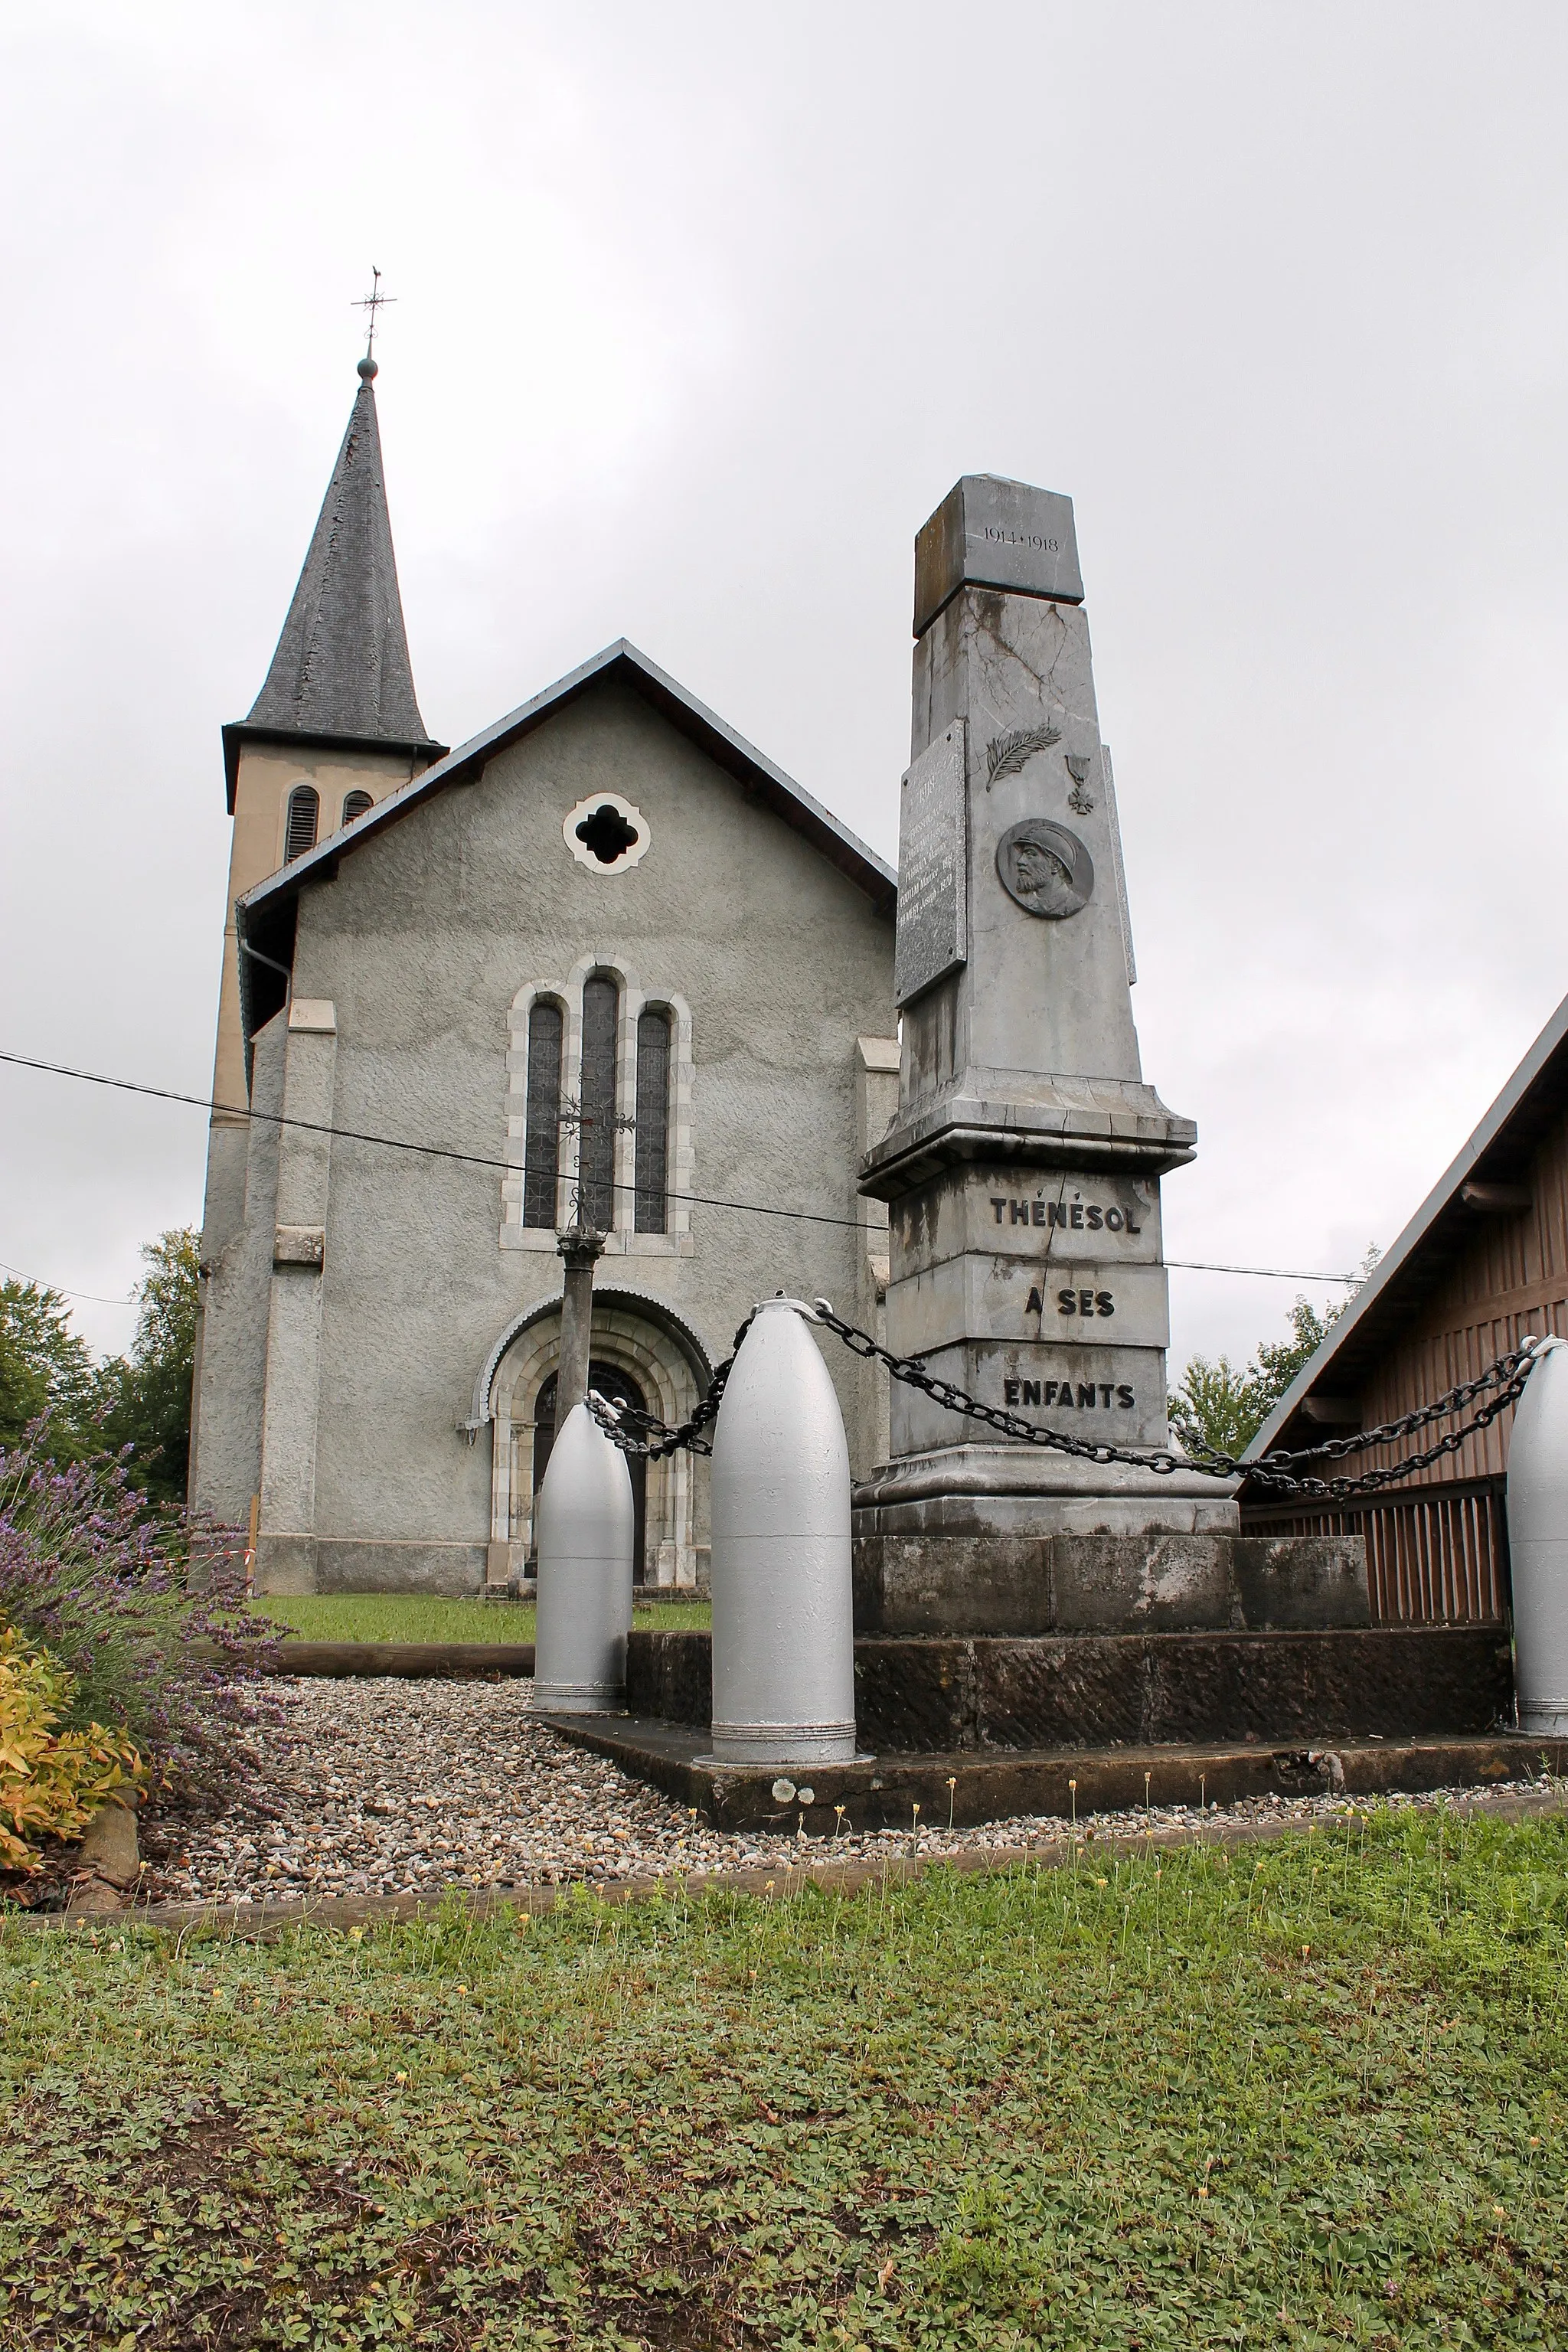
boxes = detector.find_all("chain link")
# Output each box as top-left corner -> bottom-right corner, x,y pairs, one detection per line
584,1314 -> 756,1460
1203,1347 -> 1540,1472
808,1301 -> 1541,1501
581,1294 -> 1543,1503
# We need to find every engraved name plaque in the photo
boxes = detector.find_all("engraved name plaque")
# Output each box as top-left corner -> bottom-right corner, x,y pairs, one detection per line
893,722 -> 967,1009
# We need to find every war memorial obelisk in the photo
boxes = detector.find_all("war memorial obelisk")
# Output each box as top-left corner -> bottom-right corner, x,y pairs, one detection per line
855,475 -> 1239,1632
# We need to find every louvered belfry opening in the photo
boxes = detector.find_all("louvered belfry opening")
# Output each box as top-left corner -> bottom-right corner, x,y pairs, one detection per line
634,1008 -> 672,1232
283,784 -> 320,863
341,789 -> 374,827
578,974 -> 619,1230
522,1000 -> 564,1228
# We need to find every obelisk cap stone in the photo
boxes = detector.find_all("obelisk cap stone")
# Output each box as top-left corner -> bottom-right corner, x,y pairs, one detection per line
913,475 -> 1083,637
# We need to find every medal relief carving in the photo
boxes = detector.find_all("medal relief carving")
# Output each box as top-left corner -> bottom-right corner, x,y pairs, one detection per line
1065,753 -> 1096,814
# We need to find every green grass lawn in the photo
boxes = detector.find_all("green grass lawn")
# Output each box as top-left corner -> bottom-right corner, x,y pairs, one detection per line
5,1808 -> 1567,2348
247,1593 -> 710,1643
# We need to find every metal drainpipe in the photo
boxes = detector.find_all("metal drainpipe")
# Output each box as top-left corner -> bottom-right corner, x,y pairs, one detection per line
235,934 -> 295,1093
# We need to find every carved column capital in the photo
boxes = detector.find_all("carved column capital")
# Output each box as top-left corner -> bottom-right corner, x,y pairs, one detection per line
557,1227 -> 606,1272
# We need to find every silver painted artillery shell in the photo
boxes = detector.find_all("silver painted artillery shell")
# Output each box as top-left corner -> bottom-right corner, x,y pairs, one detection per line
708,1298 -> 858,1764
531,1400 -> 635,1713
1506,1338 -> 1568,1735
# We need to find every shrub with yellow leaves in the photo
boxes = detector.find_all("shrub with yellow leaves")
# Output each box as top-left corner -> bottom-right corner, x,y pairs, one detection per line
0,1625 -> 145,1870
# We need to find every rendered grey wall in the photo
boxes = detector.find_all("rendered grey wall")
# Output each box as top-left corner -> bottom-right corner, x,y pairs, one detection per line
235,675 -> 896,1591
191,1014 -> 286,1527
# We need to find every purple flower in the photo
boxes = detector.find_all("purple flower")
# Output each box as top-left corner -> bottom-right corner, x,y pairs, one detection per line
0,1422 -> 283,1816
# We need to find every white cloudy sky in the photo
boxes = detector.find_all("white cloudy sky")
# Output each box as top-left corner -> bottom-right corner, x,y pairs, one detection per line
2,1 -> 1566,1373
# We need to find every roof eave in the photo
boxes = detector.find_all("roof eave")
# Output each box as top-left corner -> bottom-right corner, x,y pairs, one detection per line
240,639 -> 898,925
222,720 -> 449,812
1245,984 -> 1568,1462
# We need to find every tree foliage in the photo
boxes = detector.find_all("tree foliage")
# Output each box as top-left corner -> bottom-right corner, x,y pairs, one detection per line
0,1282 -> 100,1459
0,1230 -> 200,1503
98,1229 -> 201,1507
1169,1251 -> 1380,1460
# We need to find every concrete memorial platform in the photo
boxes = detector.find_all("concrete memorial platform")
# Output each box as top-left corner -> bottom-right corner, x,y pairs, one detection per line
620,1627 -> 1512,1753
542,1711 -> 1546,1834
256,1628 -> 1521,1832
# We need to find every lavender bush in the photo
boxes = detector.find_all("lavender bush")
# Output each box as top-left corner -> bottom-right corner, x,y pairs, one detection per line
0,1427 -> 281,1813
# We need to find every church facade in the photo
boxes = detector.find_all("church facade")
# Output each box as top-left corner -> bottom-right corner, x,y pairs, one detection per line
191,363 -> 898,1594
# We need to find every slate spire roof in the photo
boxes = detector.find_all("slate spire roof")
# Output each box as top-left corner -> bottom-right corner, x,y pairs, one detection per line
243,361 -> 438,753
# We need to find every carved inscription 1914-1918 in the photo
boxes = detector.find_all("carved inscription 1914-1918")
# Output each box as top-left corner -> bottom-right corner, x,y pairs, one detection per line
893,724 -> 967,1008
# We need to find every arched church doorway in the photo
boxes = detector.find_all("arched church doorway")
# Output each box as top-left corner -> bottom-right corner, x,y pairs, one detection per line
531,1364 -> 649,1582
482,1289 -> 709,1589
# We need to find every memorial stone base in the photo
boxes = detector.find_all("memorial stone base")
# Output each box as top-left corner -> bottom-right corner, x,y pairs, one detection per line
538,1623 -> 1524,1831
851,1478 -> 1369,1637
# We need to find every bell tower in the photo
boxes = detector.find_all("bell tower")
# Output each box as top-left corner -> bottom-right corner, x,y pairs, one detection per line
191,348 -> 447,1524
206,352 -> 445,1135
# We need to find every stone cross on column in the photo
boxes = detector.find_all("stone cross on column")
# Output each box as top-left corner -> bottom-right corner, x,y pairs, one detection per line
554,1225 -> 606,1436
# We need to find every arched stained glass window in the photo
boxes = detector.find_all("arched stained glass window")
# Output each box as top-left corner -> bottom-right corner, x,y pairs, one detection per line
634,1008 -> 672,1233
577,975 -> 619,1230
341,789 -> 373,827
284,784 -> 319,863
522,1000 -> 564,1229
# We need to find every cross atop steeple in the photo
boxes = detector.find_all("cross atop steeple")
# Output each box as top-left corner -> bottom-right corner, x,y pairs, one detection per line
351,266 -> 396,381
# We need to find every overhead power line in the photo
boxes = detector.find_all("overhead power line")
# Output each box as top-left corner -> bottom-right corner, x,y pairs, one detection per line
0,1047 -> 1361,1281
0,1047 -> 865,1231
1167,1259 -> 1357,1284
0,1256 -> 138,1307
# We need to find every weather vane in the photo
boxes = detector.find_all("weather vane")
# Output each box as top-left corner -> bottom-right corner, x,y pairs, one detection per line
351,267 -> 396,372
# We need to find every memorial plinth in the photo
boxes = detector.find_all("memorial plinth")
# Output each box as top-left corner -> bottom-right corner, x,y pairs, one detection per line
857,475 -> 1259,1633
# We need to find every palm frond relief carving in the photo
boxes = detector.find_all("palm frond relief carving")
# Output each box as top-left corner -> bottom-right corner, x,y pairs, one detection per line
985,723 -> 1063,787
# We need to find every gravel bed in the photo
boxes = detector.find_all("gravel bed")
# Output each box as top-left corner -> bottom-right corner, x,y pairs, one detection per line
139,1677 -> 1548,1908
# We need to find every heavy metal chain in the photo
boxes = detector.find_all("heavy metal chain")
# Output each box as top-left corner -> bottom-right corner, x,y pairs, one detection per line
808,1302 -> 1541,1502
585,1314 -> 756,1460
1189,1346 -> 1540,1473
1190,1356 -> 1538,1497
583,1295 -> 1541,1502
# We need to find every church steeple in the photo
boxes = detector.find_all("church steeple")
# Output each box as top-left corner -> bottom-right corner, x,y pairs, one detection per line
245,359 -> 433,746
205,343 -> 446,1174
223,358 -> 443,803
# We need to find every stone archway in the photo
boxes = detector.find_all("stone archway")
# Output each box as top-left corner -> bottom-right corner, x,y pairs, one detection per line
531,1363 -> 650,1579
485,1291 -> 710,1587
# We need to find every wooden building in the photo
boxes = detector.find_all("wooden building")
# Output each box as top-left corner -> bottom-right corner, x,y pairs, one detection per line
1242,993 -> 1568,1626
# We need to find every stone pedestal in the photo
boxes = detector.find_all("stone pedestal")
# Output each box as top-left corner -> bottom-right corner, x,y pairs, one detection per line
857,475 -> 1237,1625
852,1527 -> 1369,1638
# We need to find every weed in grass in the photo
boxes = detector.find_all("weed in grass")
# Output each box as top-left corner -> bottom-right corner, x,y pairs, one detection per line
5,1811 -> 1568,2345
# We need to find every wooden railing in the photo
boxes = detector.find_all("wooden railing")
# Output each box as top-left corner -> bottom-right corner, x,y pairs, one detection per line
1240,1475 -> 1510,1627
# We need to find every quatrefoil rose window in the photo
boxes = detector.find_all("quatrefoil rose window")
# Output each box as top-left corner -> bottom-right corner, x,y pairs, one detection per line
563,792 -> 650,874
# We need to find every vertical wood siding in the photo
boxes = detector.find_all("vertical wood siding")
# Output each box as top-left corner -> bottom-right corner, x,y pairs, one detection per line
1354,1105 -> 1568,1485
1244,1481 -> 1508,1624
1242,1097 -> 1568,1622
